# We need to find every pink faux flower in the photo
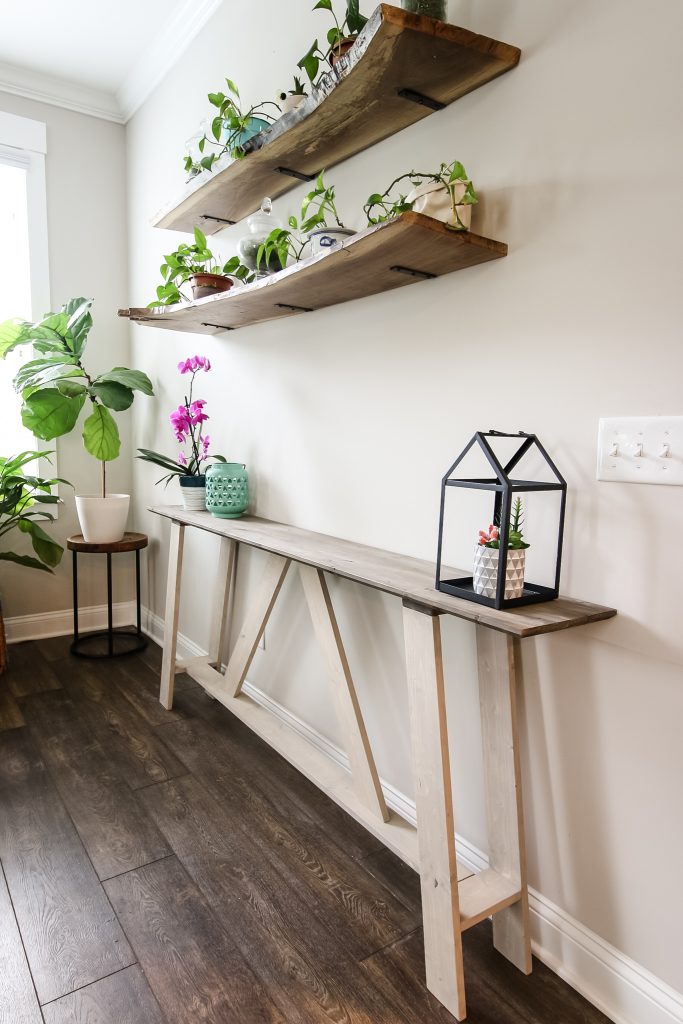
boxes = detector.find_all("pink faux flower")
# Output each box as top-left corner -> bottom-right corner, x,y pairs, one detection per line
178,355 -> 211,375
178,452 -> 187,466
478,524 -> 500,546
189,399 -> 209,424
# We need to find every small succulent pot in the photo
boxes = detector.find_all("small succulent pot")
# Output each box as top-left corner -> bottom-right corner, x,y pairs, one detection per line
280,94 -> 306,115
401,0 -> 446,18
329,35 -> 357,65
405,180 -> 472,230
189,274 -> 234,301
308,227 -> 355,256
473,546 -> 526,601
179,475 -> 206,511
206,463 -> 249,519
224,116 -> 272,151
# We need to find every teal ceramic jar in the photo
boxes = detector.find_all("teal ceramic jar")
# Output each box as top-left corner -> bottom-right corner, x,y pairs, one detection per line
205,463 -> 249,519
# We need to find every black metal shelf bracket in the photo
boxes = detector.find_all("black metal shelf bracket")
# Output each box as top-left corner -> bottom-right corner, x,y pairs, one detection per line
390,265 -> 437,280
397,88 -> 445,111
199,214 -> 236,225
201,323 -> 236,331
275,167 -> 318,182
275,302 -> 313,313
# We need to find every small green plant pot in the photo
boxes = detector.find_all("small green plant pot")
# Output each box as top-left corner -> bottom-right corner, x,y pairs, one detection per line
206,463 -> 249,519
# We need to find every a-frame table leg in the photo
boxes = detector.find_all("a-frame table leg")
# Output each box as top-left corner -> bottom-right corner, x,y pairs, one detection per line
208,537 -> 238,670
224,554 -> 291,697
403,600 -> 466,1021
476,627 -> 532,974
160,520 -> 185,710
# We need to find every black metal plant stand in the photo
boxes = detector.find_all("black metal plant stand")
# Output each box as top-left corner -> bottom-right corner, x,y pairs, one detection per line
68,532 -> 149,659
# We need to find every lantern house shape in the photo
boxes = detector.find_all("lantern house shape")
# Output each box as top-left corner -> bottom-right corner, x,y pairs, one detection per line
436,430 -> 567,610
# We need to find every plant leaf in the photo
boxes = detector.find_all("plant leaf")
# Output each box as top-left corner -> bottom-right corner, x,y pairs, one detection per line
0,551 -> 54,573
18,519 -> 63,567
82,404 -> 121,462
91,381 -> 135,411
62,297 -> 93,356
0,319 -> 28,358
21,390 -> 86,441
96,368 -> 154,396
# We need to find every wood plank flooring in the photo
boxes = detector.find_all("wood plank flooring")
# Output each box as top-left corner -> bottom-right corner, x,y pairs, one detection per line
0,639 -> 614,1024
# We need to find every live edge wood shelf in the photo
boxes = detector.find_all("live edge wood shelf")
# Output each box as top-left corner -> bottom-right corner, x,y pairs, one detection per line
120,212 -> 507,334
153,4 -> 521,234
153,507 -> 616,1020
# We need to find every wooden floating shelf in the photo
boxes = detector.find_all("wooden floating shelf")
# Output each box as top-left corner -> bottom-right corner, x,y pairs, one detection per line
153,4 -> 520,234
120,213 -> 507,334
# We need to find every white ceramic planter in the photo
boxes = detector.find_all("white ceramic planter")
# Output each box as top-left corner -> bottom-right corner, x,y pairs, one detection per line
75,494 -> 130,544
473,545 -> 526,600
406,180 -> 472,229
308,227 -> 355,255
179,477 -> 206,511
280,94 -> 306,115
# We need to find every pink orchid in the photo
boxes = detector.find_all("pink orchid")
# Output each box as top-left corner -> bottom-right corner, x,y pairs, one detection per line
189,399 -> 209,424
178,355 -> 211,375
178,452 -> 187,466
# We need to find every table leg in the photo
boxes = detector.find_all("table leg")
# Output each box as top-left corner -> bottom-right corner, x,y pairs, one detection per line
476,627 -> 532,974
402,601 -> 466,1021
136,549 -> 142,638
208,538 -> 237,670
160,521 -> 185,710
72,551 -> 79,643
224,554 -> 291,698
106,553 -> 113,657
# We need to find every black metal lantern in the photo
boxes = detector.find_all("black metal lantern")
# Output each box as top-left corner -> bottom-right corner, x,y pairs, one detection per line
436,430 -> 567,610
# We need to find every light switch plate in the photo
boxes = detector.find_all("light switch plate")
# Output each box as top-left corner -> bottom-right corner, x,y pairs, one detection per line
597,416 -> 683,485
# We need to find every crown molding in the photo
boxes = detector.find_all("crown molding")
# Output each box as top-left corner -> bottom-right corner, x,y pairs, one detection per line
0,60 -> 124,124
117,0 -> 223,121
0,0 -> 222,126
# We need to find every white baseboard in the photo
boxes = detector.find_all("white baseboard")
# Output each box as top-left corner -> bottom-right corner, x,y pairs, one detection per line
13,605 -> 683,1024
4,602 -> 138,644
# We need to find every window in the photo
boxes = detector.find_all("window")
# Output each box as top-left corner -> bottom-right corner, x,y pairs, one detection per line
0,111 -> 50,460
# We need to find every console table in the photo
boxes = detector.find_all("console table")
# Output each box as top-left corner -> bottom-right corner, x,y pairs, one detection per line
152,506 -> 616,1020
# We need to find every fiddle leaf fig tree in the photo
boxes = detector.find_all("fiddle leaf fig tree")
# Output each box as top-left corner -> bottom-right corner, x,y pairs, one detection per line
0,298 -> 154,497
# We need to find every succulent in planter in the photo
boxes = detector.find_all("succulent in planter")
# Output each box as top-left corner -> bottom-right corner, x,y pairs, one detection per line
474,498 -> 530,600
151,228 -> 254,306
184,78 -> 280,177
137,355 -> 226,512
0,451 -> 70,573
278,76 -> 308,115
0,298 -> 154,544
257,171 -> 353,271
365,160 -> 478,230
298,0 -> 369,87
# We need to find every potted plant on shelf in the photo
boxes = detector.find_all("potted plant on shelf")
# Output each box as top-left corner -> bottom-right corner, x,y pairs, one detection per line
151,227 -> 254,306
298,0 -> 368,86
278,77 -> 308,115
0,298 -> 154,544
257,170 -> 353,271
184,79 -> 280,177
365,160 -> 478,230
473,498 -> 530,601
137,354 -> 226,511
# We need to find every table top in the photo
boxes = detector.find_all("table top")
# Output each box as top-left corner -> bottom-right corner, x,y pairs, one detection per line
67,532 -> 149,554
151,508 -> 616,639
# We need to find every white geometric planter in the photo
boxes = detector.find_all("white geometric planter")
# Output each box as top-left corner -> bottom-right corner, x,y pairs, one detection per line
473,545 -> 526,600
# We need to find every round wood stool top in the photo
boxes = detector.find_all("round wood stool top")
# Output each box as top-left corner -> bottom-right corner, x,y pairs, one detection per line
67,532 -> 149,554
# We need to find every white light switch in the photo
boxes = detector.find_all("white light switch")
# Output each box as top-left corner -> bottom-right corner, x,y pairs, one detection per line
597,416 -> 683,485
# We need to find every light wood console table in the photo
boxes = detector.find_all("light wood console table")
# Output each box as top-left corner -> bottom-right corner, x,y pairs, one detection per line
153,506 -> 616,1020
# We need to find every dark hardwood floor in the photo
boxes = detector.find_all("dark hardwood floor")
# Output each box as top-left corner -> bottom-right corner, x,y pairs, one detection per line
0,638 -> 613,1024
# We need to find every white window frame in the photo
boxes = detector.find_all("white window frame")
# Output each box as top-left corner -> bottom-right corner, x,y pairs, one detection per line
0,111 -> 55,490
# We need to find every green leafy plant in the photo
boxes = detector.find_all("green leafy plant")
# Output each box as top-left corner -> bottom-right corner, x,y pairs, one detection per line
364,160 -> 478,228
256,170 -> 346,272
0,451 -> 71,573
278,76 -> 308,102
152,227 -> 254,306
184,78 -> 280,176
478,499 -> 530,550
298,0 -> 368,86
0,298 -> 153,499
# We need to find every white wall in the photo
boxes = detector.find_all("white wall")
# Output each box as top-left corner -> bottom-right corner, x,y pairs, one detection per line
126,0 -> 683,1007
0,94 -> 131,617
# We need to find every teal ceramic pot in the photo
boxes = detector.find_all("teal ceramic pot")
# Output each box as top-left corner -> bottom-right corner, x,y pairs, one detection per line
205,463 -> 249,519
225,117 -> 271,151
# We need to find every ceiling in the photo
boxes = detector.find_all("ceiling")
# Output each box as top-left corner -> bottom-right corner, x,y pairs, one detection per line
0,0 -> 222,122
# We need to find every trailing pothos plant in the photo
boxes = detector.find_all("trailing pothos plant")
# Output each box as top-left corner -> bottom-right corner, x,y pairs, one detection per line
0,298 -> 154,498
298,0 -> 368,86
364,160 -> 478,228
184,78 -> 280,176
257,170 -> 346,271
0,451 -> 70,573
152,227 -> 254,306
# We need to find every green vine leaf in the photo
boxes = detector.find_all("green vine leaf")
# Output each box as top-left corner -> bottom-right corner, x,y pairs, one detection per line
82,404 -> 121,462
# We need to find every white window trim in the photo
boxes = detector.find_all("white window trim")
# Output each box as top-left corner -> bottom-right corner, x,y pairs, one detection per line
0,112 -> 56,500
